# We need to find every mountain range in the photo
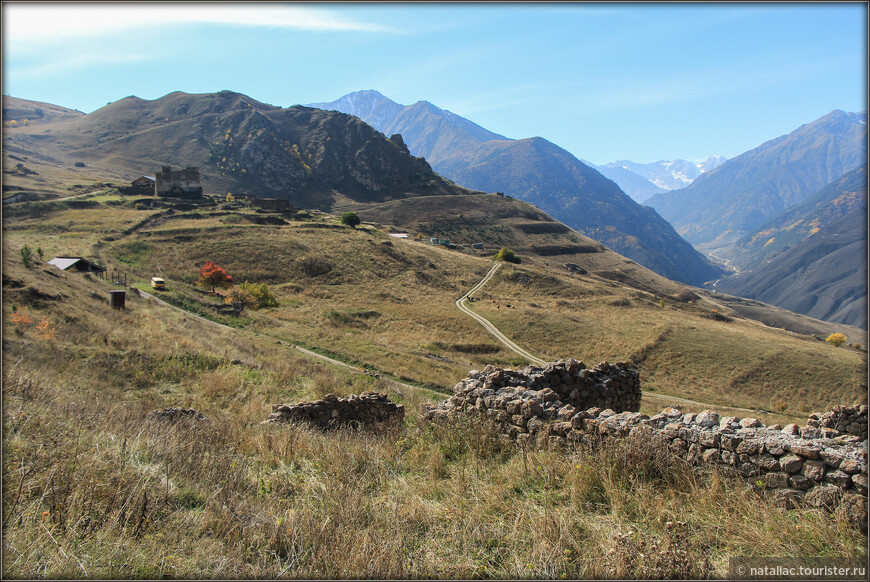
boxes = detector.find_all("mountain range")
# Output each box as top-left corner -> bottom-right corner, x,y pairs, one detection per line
309,90 -> 724,287
645,110 -> 868,249
586,156 -> 726,203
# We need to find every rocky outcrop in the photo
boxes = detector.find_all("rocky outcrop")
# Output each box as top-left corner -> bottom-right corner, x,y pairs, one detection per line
265,392 -> 404,430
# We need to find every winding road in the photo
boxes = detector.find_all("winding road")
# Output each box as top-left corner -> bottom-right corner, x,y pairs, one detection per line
455,263 -> 548,366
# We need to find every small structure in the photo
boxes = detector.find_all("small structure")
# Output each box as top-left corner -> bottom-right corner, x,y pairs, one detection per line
109,290 -> 126,310
429,238 -> 451,246
388,233 -> 409,239
155,165 -> 203,198
471,243 -> 484,250
48,257 -> 105,274
131,175 -> 155,193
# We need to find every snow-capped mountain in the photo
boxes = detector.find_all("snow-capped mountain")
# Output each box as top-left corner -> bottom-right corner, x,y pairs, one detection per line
604,156 -> 727,191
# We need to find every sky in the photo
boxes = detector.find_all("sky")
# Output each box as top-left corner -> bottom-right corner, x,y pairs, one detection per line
2,2 -> 867,165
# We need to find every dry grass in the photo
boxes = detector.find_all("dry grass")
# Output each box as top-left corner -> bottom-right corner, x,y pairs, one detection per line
3,195 -> 867,578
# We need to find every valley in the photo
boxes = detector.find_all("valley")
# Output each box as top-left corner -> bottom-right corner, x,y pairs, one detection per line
3,93 -> 867,579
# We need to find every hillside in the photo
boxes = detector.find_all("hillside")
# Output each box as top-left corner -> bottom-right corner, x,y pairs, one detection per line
3,154 -> 868,577
310,90 -> 723,287
645,110 -> 868,249
2,95 -> 84,125
714,207 -> 868,329
725,166 -> 868,272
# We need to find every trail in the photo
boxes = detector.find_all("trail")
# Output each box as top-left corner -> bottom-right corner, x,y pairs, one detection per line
456,263 -> 548,366
454,264 -> 771,417
139,290 -> 423,395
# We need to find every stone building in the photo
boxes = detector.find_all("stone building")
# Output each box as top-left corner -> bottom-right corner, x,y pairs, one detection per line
155,166 -> 203,198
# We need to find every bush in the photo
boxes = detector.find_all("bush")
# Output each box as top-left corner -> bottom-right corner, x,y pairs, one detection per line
494,247 -> 521,264
826,333 -> 847,347
225,281 -> 278,310
341,212 -> 361,228
19,245 -> 34,268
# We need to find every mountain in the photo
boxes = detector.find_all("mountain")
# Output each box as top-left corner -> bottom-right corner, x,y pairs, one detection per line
713,203 -> 867,330
725,166 -> 868,272
310,90 -> 724,287
4,91 -> 472,209
2,95 -> 84,125
645,110 -> 868,249
603,156 -> 726,193
583,160 -> 667,203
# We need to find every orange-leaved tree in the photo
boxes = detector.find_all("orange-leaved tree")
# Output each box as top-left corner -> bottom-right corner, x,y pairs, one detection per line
198,261 -> 233,293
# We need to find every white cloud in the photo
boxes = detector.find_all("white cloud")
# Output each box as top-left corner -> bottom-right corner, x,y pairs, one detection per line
3,2 -> 399,45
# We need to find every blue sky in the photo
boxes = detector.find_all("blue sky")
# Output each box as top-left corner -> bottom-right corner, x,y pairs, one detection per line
2,2 -> 867,165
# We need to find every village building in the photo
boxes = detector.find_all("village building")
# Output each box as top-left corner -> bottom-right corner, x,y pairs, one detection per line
155,166 -> 203,198
47,257 -> 105,274
131,175 -> 155,193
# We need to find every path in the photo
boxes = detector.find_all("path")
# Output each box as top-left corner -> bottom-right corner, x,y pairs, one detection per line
456,263 -> 548,366
454,263 -> 771,417
139,290 -> 423,395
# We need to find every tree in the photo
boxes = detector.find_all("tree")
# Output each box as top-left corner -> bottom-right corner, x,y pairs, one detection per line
826,333 -> 847,348
494,247 -> 521,264
341,212 -> 361,228
225,281 -> 278,310
225,192 -> 235,203
19,245 -> 33,268
198,261 -> 233,293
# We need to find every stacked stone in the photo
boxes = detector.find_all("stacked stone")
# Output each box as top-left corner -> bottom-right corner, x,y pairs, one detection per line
807,405 -> 867,440
420,362 -> 867,516
265,392 -> 404,430
148,407 -> 207,422
422,360 -> 641,445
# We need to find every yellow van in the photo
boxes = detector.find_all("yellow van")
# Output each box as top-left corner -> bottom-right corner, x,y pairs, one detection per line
150,277 -> 166,290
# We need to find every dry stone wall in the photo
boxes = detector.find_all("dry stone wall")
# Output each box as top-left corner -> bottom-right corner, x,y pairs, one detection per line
422,362 -> 867,519
265,392 -> 404,430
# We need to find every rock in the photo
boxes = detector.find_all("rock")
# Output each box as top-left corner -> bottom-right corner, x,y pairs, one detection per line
695,410 -> 720,427
781,424 -> 800,436
789,474 -> 813,490
764,472 -> 790,489
805,484 -> 843,509
824,470 -> 852,489
779,453 -> 803,474
836,493 -> 867,533
772,488 -> 805,509
851,473 -> 868,495
789,444 -> 821,460
740,417 -> 762,428
736,439 -> 761,455
801,460 -> 826,482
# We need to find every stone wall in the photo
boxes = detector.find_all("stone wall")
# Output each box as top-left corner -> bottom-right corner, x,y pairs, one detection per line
421,362 -> 867,518
265,392 -> 404,430
422,360 -> 640,431
808,405 -> 867,440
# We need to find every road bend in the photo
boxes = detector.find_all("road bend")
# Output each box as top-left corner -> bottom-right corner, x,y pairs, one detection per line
456,263 -> 548,367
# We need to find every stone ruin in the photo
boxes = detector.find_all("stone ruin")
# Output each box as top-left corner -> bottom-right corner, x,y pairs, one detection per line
264,392 -> 404,430
147,407 -> 208,422
422,360 -> 867,522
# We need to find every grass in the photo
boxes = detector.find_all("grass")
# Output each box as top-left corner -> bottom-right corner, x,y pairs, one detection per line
3,191 -> 867,578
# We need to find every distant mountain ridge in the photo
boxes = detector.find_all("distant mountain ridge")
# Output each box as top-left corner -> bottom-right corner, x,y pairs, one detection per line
645,110 -> 868,248
604,156 -> 726,192
309,90 -> 724,287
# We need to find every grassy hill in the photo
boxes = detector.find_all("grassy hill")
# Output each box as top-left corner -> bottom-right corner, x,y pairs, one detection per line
3,173 -> 867,577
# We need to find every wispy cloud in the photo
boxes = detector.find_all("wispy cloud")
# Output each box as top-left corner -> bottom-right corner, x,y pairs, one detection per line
3,3 -> 400,45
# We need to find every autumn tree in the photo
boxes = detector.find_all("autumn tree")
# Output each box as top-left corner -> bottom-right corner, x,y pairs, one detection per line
225,281 -> 278,310
494,247 -> 521,264
198,261 -> 233,293
826,333 -> 847,348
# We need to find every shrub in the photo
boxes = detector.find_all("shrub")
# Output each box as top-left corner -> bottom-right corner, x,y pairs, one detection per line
341,212 -> 361,228
826,333 -> 847,347
225,281 -> 278,310
494,247 -> 521,264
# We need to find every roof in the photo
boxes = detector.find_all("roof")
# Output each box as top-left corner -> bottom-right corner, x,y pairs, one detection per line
134,175 -> 156,182
48,257 -> 104,271
388,233 -> 409,238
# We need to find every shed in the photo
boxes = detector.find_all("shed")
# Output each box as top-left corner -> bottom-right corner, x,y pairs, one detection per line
388,233 -> 409,239
132,176 -> 155,188
48,257 -> 105,273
